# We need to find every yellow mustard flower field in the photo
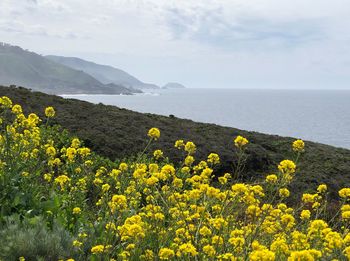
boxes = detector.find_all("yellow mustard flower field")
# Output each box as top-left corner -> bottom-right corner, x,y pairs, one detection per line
1,95 -> 350,260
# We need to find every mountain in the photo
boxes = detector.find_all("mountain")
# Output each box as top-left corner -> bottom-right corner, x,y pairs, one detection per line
46,55 -> 160,90
0,43 -> 138,95
2,85 -> 350,202
162,82 -> 186,89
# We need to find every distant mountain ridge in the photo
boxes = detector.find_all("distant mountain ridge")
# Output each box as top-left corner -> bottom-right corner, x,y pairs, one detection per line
46,55 -> 160,90
0,43 -> 138,95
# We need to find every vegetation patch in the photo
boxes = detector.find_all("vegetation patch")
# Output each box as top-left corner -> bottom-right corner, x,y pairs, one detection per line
1,95 -> 350,260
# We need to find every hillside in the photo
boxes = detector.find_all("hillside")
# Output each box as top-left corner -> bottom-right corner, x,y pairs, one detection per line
0,43 -> 138,95
46,55 -> 159,90
2,88 -> 350,260
1,85 -> 350,201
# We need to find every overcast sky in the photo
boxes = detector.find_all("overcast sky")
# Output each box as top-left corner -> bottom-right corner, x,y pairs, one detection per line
1,0 -> 350,89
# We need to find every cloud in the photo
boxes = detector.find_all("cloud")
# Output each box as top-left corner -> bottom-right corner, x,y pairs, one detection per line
164,5 -> 326,51
0,21 -> 47,36
0,19 -> 88,40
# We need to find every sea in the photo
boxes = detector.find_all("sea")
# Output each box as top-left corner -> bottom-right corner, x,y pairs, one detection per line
62,88 -> 350,149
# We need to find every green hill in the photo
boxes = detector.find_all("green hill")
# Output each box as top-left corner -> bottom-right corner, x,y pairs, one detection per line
1,85 -> 349,201
46,55 -> 160,90
0,43 -> 138,94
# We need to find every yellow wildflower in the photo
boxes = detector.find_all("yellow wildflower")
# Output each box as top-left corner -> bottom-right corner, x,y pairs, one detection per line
119,162 -> 128,171
279,188 -> 290,198
71,138 -> 81,148
91,245 -> 105,254
292,139 -> 305,152
43,173 -> 52,182
159,248 -> 175,260
184,141 -> 196,154
45,106 -> 55,118
11,104 -> 22,114
54,175 -> 70,190
66,147 -> 76,161
153,149 -> 163,159
176,242 -> 198,257
317,184 -> 327,193
249,249 -> 275,261
174,139 -> 184,149
73,240 -> 83,247
339,188 -> 350,199
207,153 -> 220,164
46,146 -> 56,158
278,160 -> 296,174
288,250 -> 321,260
218,176 -> 228,185
102,183 -> 110,193
185,155 -> 195,166
234,135 -> 249,148
300,210 -> 311,220
203,244 -> 216,257
72,207 -> 81,214
148,127 -> 160,140
266,174 -> 278,183
0,96 -> 13,108
109,194 -> 127,212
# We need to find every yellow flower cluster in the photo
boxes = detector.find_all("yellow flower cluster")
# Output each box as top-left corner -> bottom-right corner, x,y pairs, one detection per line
184,141 -> 196,154
159,248 -> 175,259
45,106 -> 55,118
207,153 -> 220,165
153,149 -> 163,159
234,135 -> 249,148
2,96 -> 350,260
292,139 -> 305,152
148,127 -> 160,140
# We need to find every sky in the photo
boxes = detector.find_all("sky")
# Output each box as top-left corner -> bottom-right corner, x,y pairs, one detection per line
1,0 -> 350,89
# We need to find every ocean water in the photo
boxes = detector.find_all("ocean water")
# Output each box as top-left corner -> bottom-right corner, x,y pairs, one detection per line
62,88 -> 350,149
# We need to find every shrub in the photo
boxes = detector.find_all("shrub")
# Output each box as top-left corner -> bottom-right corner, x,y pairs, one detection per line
0,215 -> 74,260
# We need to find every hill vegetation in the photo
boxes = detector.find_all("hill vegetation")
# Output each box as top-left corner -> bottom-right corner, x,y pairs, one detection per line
0,43 -> 138,95
46,55 -> 160,90
1,92 -> 350,260
1,85 -> 349,202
